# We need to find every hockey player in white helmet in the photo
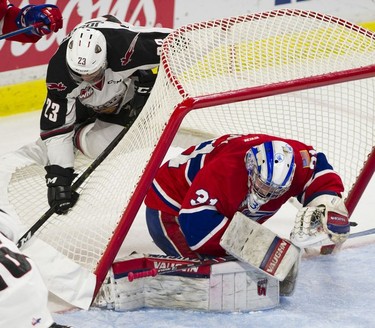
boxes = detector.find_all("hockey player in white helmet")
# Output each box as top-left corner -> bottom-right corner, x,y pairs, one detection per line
144,133 -> 350,259
39,15 -> 172,215
66,28 -> 108,84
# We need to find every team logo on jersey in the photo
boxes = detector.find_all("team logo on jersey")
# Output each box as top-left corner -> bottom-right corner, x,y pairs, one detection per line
300,150 -> 311,168
47,82 -> 67,91
121,33 -> 140,66
79,86 -> 94,100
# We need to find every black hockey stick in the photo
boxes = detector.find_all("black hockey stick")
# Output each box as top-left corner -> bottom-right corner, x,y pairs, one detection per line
16,126 -> 129,249
127,255 -> 236,282
0,22 -> 44,40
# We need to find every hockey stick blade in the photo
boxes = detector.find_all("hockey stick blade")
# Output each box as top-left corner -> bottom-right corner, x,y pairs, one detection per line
127,255 -> 236,282
16,126 -> 129,249
348,227 -> 375,239
319,221 -> 358,255
0,22 -> 44,40
319,227 -> 375,255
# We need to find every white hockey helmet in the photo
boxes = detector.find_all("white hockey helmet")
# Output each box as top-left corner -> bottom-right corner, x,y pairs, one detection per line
245,140 -> 296,213
66,28 -> 107,84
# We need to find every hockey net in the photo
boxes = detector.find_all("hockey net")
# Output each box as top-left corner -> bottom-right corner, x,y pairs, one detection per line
2,9 -> 374,298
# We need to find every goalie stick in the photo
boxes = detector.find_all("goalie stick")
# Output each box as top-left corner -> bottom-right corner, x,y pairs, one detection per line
0,22 -> 44,40
348,227 -> 375,239
127,228 -> 375,281
320,226 -> 375,255
16,123 -> 131,249
320,221 -> 361,255
127,255 -> 236,282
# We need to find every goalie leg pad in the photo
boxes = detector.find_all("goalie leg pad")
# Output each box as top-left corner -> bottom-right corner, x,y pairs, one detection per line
220,212 -> 301,281
209,260 -> 279,311
279,252 -> 301,296
94,254 -> 280,312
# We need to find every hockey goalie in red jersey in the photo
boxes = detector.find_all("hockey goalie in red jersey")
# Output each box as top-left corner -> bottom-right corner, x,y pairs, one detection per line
144,133 -> 351,258
0,0 -> 62,42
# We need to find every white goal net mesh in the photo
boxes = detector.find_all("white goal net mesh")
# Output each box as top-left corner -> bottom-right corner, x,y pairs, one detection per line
2,9 -> 374,291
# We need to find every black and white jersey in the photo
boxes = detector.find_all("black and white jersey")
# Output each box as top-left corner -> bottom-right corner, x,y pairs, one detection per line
40,15 -> 171,140
0,210 -> 54,328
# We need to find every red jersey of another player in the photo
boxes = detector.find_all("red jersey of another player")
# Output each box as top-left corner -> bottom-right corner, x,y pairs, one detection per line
144,134 -> 345,257
0,0 -> 38,42
0,1 -> 62,42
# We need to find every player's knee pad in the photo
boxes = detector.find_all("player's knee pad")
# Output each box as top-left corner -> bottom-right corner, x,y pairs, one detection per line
74,122 -> 95,157
74,122 -> 123,158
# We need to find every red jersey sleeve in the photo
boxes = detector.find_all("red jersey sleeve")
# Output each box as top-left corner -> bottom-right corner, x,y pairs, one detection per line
1,3 -> 40,43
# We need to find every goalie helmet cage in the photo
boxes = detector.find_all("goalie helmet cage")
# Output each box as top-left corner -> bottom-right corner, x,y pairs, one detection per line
6,9 -> 375,298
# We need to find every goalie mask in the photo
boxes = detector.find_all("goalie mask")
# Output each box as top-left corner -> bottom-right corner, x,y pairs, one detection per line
66,28 -> 108,84
245,140 -> 296,213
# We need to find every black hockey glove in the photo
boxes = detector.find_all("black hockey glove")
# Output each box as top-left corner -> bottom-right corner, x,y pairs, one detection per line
129,79 -> 154,112
121,79 -> 153,123
45,165 -> 79,215
128,69 -> 157,112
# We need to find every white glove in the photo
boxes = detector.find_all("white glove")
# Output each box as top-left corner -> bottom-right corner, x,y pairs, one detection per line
290,195 -> 350,248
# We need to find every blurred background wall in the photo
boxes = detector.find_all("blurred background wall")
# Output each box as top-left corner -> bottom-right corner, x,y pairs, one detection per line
1,0 -> 374,115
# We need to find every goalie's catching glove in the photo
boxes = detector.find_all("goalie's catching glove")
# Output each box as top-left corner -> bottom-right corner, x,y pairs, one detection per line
45,165 -> 79,215
16,4 -> 63,36
290,194 -> 350,248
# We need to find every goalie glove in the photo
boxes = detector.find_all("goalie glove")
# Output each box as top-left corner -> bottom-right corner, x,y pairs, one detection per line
290,195 -> 350,248
16,4 -> 63,36
45,165 -> 79,215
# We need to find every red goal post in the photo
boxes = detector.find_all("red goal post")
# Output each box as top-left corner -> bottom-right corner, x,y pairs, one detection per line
5,9 -> 375,299
96,9 -> 375,294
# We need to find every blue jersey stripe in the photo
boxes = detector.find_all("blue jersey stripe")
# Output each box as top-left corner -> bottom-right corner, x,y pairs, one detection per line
314,153 -> 333,175
186,140 -> 212,182
179,207 -> 226,247
151,183 -> 180,212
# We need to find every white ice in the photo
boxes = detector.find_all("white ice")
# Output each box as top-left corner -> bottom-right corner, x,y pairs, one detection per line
0,111 -> 374,328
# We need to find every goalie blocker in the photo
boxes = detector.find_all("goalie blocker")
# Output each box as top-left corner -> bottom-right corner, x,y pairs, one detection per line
220,212 -> 301,282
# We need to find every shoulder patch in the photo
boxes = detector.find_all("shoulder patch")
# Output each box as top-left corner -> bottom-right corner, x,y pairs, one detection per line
299,150 -> 311,168
121,33 -> 140,66
47,82 -> 67,91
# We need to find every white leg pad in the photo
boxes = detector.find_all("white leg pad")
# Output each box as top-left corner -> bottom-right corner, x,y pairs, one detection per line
94,254 -> 279,312
220,212 -> 301,281
209,261 -> 279,311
